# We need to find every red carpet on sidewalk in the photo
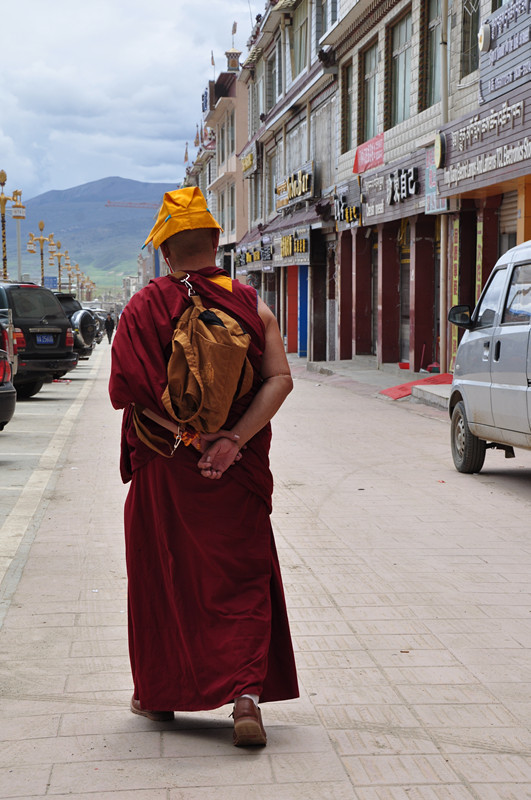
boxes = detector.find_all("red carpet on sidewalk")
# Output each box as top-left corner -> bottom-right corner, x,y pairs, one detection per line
380,373 -> 453,400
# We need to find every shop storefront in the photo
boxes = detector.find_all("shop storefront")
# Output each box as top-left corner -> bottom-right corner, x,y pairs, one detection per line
436,0 -> 531,366
355,152 -> 439,371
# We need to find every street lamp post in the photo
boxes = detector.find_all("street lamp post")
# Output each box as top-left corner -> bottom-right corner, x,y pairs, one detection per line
11,190 -> 26,281
0,169 -> 20,280
27,221 -> 56,287
49,240 -> 67,290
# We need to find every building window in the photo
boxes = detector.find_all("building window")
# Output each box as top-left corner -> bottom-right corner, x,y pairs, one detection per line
426,0 -> 442,107
291,0 -> 308,78
250,175 -> 262,223
218,191 -> 226,230
228,111 -> 235,155
229,184 -> 235,233
317,0 -> 337,39
389,12 -> 412,127
266,151 -> 277,217
461,0 -> 479,77
341,61 -> 354,153
249,62 -> 265,136
267,39 -> 282,109
361,42 -> 378,142
219,123 -> 226,164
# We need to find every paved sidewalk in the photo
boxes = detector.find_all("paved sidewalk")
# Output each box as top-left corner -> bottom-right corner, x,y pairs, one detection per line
0,347 -> 530,798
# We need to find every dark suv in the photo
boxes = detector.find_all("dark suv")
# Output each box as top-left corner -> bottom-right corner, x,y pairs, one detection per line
0,282 -> 78,398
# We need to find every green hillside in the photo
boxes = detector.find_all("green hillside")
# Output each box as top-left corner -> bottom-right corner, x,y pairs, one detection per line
4,176 -> 180,290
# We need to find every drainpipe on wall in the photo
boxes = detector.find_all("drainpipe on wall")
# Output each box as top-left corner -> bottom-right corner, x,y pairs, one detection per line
439,0 -> 449,374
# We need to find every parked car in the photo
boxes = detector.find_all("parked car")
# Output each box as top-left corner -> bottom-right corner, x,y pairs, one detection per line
0,326 -> 16,429
448,240 -> 531,473
55,292 -> 97,359
0,281 -> 78,399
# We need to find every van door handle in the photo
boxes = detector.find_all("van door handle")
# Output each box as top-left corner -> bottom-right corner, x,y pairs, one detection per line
482,340 -> 490,360
493,340 -> 501,362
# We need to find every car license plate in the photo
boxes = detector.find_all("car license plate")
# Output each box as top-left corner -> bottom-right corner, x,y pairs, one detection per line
36,334 -> 54,345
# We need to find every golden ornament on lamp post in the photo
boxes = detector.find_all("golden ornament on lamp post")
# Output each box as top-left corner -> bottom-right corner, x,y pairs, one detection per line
27,221 -> 56,287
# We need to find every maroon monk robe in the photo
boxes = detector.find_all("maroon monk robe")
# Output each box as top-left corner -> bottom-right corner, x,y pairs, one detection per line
109,267 -> 299,712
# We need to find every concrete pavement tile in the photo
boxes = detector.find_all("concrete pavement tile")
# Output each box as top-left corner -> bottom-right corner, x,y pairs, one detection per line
411,704 -> 519,727
169,783 -> 359,800
354,788 -> 476,799
341,606 -> 417,621
69,638 -> 128,658
294,650 -> 372,669
162,724 -> 332,756
467,664 -> 531,683
0,765 -> 51,798
73,612 -> 133,627
316,703 -> 419,729
369,651 -> 464,668
48,755 -> 274,793
341,753 -> 461,785
311,686 -> 403,705
356,634 -> 446,650
294,635 -> 363,651
58,710 -> 167,736
0,715 -> 61,742
69,625 -> 126,641
288,606 -> 352,622
64,672 -> 132,693
448,648 -> 529,666
400,684 -> 500,704
270,750 -> 348,783
298,667 -> 390,690
330,729 -> 439,756
289,620 -> 354,636
23,793 -> 168,800
347,621 -> 436,636
447,753 -> 531,782
437,633 -> 524,649
0,698 -> 123,717
0,731 -> 161,767
383,666 -> 481,685
431,726 -> 531,754
2,612 -> 77,628
468,784 -> 531,799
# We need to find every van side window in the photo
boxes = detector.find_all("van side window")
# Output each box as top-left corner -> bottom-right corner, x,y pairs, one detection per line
475,268 -> 506,328
502,263 -> 531,324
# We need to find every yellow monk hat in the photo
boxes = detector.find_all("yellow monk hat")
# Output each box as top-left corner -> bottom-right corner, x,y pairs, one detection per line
143,187 -> 222,250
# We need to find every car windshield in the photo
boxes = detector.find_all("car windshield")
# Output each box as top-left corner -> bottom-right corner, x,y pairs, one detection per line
10,287 -> 64,319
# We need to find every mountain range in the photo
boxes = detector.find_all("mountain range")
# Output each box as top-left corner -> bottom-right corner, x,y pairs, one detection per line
4,176 -> 179,290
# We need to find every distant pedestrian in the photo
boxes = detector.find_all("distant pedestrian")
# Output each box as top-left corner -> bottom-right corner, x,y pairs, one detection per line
104,313 -> 115,344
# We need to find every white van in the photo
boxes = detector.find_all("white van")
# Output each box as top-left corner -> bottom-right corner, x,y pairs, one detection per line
448,240 -> 531,473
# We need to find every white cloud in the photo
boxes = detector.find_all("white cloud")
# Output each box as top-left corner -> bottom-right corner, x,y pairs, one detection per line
1,0 -> 258,199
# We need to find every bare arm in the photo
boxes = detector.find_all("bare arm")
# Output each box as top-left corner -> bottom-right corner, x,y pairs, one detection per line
197,298 -> 293,479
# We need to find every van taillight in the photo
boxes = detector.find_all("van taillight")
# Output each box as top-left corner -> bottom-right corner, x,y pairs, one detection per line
66,327 -> 74,348
13,328 -> 26,350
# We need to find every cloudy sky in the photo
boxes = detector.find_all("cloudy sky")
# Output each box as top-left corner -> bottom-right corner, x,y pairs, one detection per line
2,0 -> 259,201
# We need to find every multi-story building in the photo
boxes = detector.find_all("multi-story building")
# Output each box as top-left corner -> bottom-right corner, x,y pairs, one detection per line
237,0 -> 341,360
189,0 -> 530,373
186,49 -> 249,275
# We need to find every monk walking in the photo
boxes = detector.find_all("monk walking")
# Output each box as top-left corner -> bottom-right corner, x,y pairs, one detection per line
109,187 -> 298,747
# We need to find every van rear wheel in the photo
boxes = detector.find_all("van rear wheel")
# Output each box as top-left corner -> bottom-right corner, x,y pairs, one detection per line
451,401 -> 486,474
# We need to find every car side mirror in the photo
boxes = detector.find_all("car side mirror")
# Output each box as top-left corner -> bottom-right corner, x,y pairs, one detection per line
448,304 -> 473,329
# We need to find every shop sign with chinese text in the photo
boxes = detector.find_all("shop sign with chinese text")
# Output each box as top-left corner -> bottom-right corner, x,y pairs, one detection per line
275,162 -> 314,211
